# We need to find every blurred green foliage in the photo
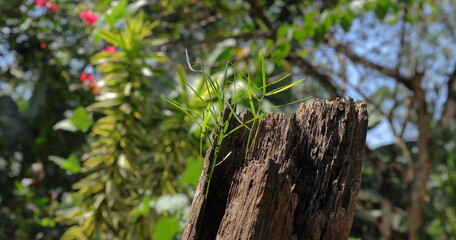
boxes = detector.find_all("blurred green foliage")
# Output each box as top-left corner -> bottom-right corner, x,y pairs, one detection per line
1,0 -> 455,239
54,13 -> 200,239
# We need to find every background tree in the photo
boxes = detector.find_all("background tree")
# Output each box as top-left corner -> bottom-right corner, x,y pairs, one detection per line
1,0 -> 455,239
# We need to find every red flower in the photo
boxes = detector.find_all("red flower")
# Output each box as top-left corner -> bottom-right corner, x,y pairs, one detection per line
80,11 -> 98,26
39,42 -> 47,49
48,4 -> 58,11
80,72 -> 100,94
102,46 -> 116,53
79,73 -> 87,82
35,0 -> 49,7
80,73 -> 95,83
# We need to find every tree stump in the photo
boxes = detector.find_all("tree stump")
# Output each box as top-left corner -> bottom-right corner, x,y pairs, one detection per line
183,98 -> 368,240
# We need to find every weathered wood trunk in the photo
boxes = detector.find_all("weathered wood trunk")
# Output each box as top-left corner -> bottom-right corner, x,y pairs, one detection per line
183,98 -> 368,240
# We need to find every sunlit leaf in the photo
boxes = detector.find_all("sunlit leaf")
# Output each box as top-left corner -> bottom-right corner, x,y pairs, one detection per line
62,155 -> 81,173
131,195 -> 150,220
14,181 -> 28,195
264,78 -> 306,96
96,62 -> 126,73
49,155 -> 81,174
126,0 -> 147,14
215,47 -> 234,62
99,30 -> 122,47
178,156 -> 203,188
152,216 -> 181,240
276,24 -> 290,40
69,107 -> 92,132
271,41 -> 291,60
53,119 -> 78,132
105,0 -> 128,26
91,52 -> 128,65
145,38 -> 169,46
87,99 -> 122,111
146,53 -> 170,62
40,217 -> 56,228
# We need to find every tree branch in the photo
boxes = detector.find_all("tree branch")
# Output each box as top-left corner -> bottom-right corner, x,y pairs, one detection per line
439,67 -> 456,128
326,36 -> 413,90
286,52 -> 340,99
181,30 -> 272,49
245,0 -> 274,32
408,70 -> 432,240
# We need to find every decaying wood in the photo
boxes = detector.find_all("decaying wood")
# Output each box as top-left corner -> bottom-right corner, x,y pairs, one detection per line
183,98 -> 368,240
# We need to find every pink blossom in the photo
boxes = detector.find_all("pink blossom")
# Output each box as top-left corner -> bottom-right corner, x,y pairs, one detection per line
102,46 -> 116,53
39,42 -> 47,49
79,72 -> 100,94
48,4 -> 58,12
80,11 -> 98,26
35,0 -> 49,7
79,73 -> 95,83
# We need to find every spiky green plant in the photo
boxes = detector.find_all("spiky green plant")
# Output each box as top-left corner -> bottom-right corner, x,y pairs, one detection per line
168,51 -> 310,197
57,13 -> 194,240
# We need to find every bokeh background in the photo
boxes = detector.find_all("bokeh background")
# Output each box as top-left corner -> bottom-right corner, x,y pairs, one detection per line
0,0 -> 455,239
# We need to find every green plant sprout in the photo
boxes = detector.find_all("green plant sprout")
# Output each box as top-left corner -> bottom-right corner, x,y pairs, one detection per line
167,50 -> 310,198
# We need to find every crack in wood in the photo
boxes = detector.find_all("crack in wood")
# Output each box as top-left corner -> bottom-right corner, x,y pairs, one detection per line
183,98 -> 368,240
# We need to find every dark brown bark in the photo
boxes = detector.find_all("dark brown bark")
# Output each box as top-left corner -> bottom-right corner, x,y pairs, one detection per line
183,98 -> 368,240
439,67 -> 456,128
407,72 -> 432,240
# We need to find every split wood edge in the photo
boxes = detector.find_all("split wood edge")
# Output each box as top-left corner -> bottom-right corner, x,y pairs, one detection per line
183,97 -> 369,240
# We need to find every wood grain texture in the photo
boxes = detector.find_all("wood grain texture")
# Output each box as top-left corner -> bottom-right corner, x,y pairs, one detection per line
183,98 -> 368,240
